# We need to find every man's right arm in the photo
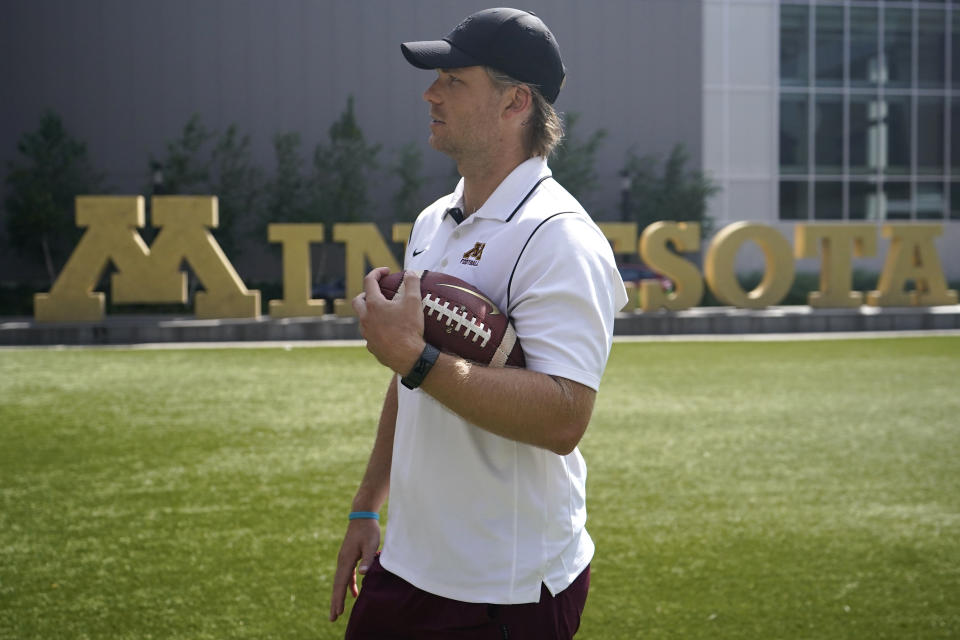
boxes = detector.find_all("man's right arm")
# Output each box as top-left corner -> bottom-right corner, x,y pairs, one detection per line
329,375 -> 398,623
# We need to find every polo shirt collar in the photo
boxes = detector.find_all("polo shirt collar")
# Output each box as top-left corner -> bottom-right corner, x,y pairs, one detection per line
444,157 -> 552,223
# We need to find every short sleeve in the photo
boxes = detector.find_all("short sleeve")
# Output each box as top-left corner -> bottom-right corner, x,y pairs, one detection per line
507,215 -> 628,390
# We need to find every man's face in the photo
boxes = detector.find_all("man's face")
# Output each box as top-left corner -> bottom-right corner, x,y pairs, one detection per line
422,66 -> 508,160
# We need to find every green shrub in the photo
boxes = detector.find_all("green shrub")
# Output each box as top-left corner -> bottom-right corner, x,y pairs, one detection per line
3,111 -> 105,286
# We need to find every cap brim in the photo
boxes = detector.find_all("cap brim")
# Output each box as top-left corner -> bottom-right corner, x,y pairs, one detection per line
401,39 -> 481,70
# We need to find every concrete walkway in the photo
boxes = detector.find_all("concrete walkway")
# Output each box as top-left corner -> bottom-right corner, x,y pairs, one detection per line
3,305 -> 959,348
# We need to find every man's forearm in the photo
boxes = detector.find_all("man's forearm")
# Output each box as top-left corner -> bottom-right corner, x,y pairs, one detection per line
353,269 -> 596,455
419,353 -> 595,456
351,376 -> 398,512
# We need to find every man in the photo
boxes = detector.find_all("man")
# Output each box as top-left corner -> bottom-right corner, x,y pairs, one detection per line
330,8 -> 627,638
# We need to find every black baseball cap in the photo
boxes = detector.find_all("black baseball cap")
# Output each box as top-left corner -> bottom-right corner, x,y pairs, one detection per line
401,7 -> 566,104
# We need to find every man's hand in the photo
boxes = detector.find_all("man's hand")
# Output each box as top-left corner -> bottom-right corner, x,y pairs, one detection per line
329,518 -> 381,622
352,268 -> 426,375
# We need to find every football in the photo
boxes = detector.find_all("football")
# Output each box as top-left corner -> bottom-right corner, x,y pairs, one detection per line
378,270 -> 525,368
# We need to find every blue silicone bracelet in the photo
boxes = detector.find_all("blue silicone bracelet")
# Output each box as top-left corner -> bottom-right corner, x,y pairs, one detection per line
349,511 -> 380,521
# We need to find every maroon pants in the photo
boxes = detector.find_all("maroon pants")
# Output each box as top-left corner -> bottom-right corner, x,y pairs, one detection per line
345,555 -> 590,639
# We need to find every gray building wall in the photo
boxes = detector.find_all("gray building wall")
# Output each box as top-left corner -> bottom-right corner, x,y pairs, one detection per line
0,0 -> 703,283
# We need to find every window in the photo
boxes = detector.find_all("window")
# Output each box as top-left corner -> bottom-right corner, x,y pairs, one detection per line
917,97 -> 945,175
850,6 -> 879,88
849,181 -> 878,220
780,181 -> 809,220
778,1 -> 956,221
815,6 -> 844,87
780,95 -> 809,174
814,181 -> 843,219
918,10 -> 946,89
815,95 -> 843,174
849,95 -> 878,175
916,183 -> 945,220
780,5 -> 810,87
954,11 -> 960,86
884,97 -> 911,176
883,9 -> 913,89
882,182 -> 912,220
952,99 -> 960,172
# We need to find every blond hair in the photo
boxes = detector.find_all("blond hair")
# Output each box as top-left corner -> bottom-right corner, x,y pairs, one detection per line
485,67 -> 564,158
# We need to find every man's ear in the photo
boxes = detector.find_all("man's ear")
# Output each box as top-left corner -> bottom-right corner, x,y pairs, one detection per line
503,84 -> 532,122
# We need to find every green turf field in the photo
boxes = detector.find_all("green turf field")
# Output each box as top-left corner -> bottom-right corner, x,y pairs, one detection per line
1,337 -> 958,639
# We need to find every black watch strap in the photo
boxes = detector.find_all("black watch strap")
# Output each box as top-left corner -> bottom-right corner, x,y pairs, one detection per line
400,343 -> 440,390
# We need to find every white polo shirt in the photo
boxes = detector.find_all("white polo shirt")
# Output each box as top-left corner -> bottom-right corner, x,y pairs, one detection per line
379,156 -> 627,605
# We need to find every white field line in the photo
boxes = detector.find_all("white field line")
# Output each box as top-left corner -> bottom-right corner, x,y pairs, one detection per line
1,329 -> 959,351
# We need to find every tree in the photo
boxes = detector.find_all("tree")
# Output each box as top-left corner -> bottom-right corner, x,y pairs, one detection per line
210,124 -> 264,255
390,142 -> 426,222
4,111 -> 105,285
151,114 -> 213,195
263,98 -> 382,227
262,98 -> 381,298
550,112 -> 607,203
149,115 -> 262,256
264,132 -> 312,226
311,96 -> 381,223
623,143 -> 720,238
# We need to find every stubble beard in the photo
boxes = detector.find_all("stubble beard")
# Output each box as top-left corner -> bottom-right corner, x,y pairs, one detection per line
429,134 -> 467,166
428,116 -> 498,169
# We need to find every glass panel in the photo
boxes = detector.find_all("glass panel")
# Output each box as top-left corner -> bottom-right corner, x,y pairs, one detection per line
850,6 -> 879,87
883,8 -> 913,88
883,97 -> 912,175
917,97 -> 945,175
815,95 -> 843,174
882,182 -> 912,219
849,181 -> 879,220
816,6 -> 844,86
780,181 -> 809,220
951,183 -> 960,220
953,99 -> 960,171
916,183 -> 945,220
918,10 -> 946,89
781,5 -> 810,86
953,12 -> 960,86
814,181 -> 843,219
780,95 -> 809,174
850,95 -> 880,175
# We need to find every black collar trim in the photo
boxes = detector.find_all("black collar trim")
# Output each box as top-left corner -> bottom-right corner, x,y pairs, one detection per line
505,176 -> 552,223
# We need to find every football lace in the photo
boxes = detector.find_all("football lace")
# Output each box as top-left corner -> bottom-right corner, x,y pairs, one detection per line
422,294 -> 492,347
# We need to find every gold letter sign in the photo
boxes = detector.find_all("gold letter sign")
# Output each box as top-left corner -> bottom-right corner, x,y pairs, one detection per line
867,224 -> 958,307
35,210 -> 958,322
267,223 -> 327,318
794,224 -> 877,308
34,196 -> 260,323
639,221 -> 704,311
704,222 -> 795,309
332,223 -> 402,316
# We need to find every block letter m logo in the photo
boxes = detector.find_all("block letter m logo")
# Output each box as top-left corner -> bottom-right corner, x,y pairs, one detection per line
462,242 -> 486,261
34,196 -> 260,323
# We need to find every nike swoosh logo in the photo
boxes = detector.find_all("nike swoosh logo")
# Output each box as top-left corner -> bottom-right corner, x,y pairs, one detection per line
436,284 -> 502,315
412,248 -> 425,257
